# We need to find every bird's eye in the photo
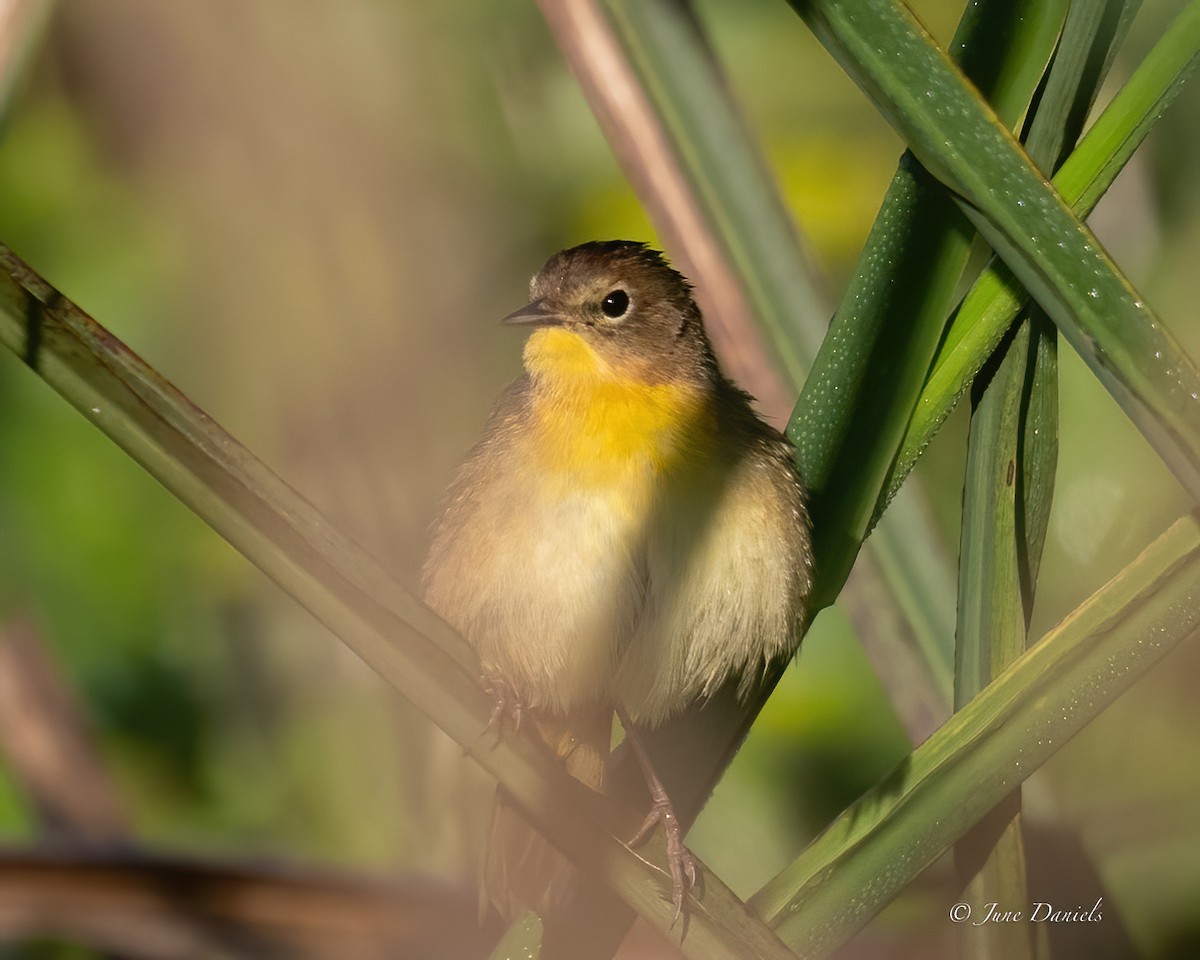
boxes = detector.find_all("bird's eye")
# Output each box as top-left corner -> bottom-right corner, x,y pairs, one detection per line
600,289 -> 630,319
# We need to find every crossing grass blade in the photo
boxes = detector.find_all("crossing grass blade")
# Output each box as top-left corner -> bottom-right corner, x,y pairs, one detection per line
788,0 -> 1200,502
785,0 -> 1067,610
882,1 -> 1200,511
752,510 -> 1200,956
956,322 -> 1041,710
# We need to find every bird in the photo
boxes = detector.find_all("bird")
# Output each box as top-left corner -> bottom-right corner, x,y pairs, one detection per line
422,239 -> 812,924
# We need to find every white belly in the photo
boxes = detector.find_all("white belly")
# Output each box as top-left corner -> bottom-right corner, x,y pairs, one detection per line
425,476 -> 646,715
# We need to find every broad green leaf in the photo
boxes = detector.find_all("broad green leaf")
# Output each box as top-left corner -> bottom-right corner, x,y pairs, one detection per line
788,0 -> 1200,501
957,323 -> 1035,702
786,0 -> 1067,610
752,510 -> 1200,955
0,247 -> 798,960
788,162 -> 971,610
884,0 -> 1200,511
1019,315 -> 1059,609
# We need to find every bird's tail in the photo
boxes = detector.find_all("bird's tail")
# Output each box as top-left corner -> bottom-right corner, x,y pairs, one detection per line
481,709 -> 611,921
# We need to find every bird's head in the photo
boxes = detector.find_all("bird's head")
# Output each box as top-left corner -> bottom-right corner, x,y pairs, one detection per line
504,241 -> 716,387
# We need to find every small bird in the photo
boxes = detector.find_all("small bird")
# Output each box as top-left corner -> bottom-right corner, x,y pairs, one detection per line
422,240 -> 812,923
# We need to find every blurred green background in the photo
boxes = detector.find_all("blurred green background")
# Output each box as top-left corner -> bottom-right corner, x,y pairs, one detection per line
0,1 -> 1197,957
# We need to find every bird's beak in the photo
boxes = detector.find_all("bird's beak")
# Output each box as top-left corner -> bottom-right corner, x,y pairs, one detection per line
501,298 -> 563,327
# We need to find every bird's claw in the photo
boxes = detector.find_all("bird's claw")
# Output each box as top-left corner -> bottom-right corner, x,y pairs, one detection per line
481,674 -> 523,738
629,795 -> 702,927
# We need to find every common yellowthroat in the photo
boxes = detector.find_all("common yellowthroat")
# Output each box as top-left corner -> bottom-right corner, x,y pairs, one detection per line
422,240 -> 812,922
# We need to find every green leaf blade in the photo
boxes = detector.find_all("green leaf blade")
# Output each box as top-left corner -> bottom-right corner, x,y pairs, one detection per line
882,0 -> 1200,512
787,0 -> 1067,608
752,511 -> 1200,956
791,0 -> 1200,501
956,322 -> 1033,702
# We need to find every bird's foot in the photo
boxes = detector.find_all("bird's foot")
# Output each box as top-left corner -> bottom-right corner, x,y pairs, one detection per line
480,673 -> 524,738
629,794 -> 702,926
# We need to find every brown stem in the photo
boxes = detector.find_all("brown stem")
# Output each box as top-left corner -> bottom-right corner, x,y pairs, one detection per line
0,845 -> 481,960
0,616 -> 130,841
536,0 -> 796,425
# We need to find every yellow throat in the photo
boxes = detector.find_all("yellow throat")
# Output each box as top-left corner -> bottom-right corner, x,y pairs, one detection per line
523,327 -> 714,485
